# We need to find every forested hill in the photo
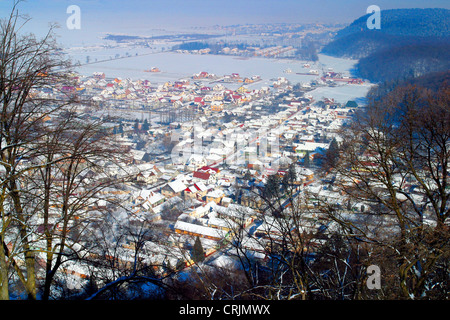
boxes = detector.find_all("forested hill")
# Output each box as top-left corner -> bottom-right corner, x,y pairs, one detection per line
366,70 -> 450,102
356,40 -> 450,83
334,8 -> 449,40
321,8 -> 450,83
322,8 -> 449,58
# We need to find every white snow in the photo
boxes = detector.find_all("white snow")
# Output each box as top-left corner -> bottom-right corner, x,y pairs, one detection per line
69,50 -> 373,104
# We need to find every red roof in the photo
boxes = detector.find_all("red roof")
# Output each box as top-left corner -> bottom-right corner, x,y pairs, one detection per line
199,166 -> 219,173
193,171 -> 210,180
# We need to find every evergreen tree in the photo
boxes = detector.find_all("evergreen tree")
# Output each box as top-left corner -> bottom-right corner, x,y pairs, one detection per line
304,151 -> 311,168
325,137 -> 340,170
192,236 -> 205,263
133,118 -> 140,133
142,118 -> 150,132
264,174 -> 280,199
282,164 -> 297,187
243,170 -> 252,181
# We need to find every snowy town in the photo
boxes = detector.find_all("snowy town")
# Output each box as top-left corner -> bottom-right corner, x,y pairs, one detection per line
24,60 -> 372,295
1,0 -> 448,304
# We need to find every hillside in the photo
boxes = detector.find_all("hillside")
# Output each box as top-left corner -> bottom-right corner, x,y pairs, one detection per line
335,8 -> 449,40
356,40 -> 450,83
321,8 -> 450,82
406,70 -> 450,91
322,8 -> 450,58
366,70 -> 450,102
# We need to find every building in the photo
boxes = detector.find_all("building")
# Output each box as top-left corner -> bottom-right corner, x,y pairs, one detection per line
142,192 -> 166,210
174,220 -> 227,241
211,100 -> 224,112
186,154 -> 207,172
206,189 -> 225,204
161,179 -> 187,198
193,170 -> 212,183
136,170 -> 158,185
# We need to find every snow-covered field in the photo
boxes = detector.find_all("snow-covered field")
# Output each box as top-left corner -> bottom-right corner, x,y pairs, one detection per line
69,47 -> 373,104
71,50 -> 317,83
309,82 -> 373,104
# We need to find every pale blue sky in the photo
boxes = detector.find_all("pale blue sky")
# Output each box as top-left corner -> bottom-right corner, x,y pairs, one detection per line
1,0 -> 449,45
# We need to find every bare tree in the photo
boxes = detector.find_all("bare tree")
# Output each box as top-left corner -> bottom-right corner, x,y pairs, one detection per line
82,212 -> 179,300
199,167 -> 363,300
0,2 -> 134,300
0,1 -> 76,299
329,84 -> 450,299
30,112 -> 132,300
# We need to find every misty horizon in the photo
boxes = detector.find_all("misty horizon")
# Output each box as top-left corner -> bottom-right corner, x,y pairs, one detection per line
1,0 -> 449,46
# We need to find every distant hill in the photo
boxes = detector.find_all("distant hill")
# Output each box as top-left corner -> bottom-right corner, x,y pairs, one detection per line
334,8 -> 449,40
322,8 -> 450,58
321,8 -> 450,83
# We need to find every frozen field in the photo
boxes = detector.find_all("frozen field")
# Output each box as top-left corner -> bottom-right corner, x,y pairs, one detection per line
69,47 -> 373,103
71,50 -> 319,83
309,82 -> 373,104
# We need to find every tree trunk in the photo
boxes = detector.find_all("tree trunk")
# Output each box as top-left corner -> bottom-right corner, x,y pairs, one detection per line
0,242 -> 9,300
11,188 -> 36,300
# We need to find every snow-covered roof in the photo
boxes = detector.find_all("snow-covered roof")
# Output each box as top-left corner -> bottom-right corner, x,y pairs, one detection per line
148,192 -> 165,204
174,220 -> 227,239
168,179 -> 187,193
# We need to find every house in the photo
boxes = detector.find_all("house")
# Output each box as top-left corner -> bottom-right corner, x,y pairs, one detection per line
136,169 -> 158,185
194,96 -> 205,106
141,192 -> 166,210
221,197 -> 232,207
186,201 -> 216,218
183,185 -> 202,199
239,188 -> 264,208
161,179 -> 187,198
296,167 -> 314,181
193,166 -> 219,184
93,72 -> 105,79
236,86 -> 248,94
170,95 -> 183,103
211,100 -> 224,112
193,182 -> 209,199
215,203 -> 255,226
206,189 -> 225,204
186,154 -> 207,172
231,94 -> 242,104
213,84 -> 225,91
199,166 -> 220,174
131,150 -> 147,164
174,220 -> 227,241
193,170 -> 213,184
135,189 -> 166,210
206,153 -> 223,166
204,216 -> 237,232
193,71 -> 209,79
148,192 -> 165,208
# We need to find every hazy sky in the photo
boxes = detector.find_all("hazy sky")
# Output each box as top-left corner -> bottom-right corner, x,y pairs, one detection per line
1,0 -> 449,45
